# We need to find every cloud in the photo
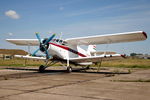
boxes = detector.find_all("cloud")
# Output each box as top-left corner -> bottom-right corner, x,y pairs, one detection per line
67,4 -> 122,17
7,32 -> 13,36
5,10 -> 20,19
66,3 -> 150,17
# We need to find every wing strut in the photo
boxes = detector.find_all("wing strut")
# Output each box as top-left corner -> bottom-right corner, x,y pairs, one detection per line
104,40 -> 110,56
97,58 -> 103,72
27,44 -> 31,55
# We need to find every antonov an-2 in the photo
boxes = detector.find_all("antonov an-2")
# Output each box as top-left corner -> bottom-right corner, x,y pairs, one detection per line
6,31 -> 147,72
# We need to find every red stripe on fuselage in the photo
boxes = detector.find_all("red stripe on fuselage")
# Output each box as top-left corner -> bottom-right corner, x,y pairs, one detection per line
49,42 -> 86,57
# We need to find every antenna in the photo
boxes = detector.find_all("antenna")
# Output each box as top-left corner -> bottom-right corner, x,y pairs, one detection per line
59,32 -> 62,40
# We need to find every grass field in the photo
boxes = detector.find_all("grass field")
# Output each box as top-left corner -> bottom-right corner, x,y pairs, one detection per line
0,58 -> 45,67
0,58 -> 150,68
102,58 -> 150,68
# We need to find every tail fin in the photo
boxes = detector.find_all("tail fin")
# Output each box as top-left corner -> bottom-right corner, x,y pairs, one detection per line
87,45 -> 96,52
87,45 -> 96,56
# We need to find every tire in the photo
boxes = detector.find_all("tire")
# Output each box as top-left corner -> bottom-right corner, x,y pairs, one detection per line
39,65 -> 45,73
86,66 -> 90,69
66,66 -> 72,73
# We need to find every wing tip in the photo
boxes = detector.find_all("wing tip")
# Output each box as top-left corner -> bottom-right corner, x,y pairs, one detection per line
6,39 -> 11,42
142,31 -> 147,39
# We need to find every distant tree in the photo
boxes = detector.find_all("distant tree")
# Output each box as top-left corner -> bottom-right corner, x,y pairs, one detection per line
137,53 -> 143,55
130,53 -> 137,56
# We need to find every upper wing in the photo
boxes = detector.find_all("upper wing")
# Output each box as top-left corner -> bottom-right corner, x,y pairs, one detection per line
65,31 -> 147,45
69,54 -> 125,63
6,39 -> 39,46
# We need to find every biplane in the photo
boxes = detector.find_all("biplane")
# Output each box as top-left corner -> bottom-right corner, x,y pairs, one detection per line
6,31 -> 147,72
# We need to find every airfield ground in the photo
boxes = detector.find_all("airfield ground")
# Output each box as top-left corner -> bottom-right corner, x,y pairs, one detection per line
0,66 -> 150,100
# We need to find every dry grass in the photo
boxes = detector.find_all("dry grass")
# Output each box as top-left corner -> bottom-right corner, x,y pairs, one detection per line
0,49 -> 27,55
102,58 -> 150,68
0,58 -> 150,68
0,58 -> 45,67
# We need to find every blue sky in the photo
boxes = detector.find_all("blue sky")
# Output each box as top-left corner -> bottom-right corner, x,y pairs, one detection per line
0,0 -> 150,55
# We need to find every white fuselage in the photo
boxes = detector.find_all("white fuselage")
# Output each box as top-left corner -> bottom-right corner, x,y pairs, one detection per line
47,39 -> 92,65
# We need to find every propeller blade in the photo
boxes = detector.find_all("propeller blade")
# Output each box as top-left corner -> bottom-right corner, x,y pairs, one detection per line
35,32 -> 41,43
42,46 -> 50,59
44,33 -> 56,45
32,32 -> 55,59
32,48 -> 40,56
45,49 -> 50,59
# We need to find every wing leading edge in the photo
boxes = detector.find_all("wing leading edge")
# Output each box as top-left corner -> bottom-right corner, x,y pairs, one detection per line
65,31 -> 147,45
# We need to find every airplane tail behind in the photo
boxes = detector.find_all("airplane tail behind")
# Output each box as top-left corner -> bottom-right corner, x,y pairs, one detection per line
87,45 -> 96,56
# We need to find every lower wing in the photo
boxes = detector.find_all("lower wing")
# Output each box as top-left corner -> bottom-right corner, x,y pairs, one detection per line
69,54 -> 125,63
15,55 -> 46,60
14,54 -> 125,63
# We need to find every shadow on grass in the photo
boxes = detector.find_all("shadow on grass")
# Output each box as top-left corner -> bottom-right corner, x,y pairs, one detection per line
5,67 -> 66,73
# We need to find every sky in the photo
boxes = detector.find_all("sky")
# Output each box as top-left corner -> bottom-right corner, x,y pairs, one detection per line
0,0 -> 150,55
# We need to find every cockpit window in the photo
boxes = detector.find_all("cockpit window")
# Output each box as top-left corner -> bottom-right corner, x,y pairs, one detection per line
59,40 -> 63,43
52,39 -> 56,42
56,39 -> 59,42
62,41 -> 67,45
52,39 -> 68,46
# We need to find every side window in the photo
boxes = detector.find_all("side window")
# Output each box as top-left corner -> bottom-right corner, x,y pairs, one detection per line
52,39 -> 56,42
59,40 -> 63,43
56,39 -> 59,42
62,41 -> 67,46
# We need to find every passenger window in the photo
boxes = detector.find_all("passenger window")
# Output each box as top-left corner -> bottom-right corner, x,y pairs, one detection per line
53,39 -> 56,42
62,41 -> 67,46
56,39 -> 59,42
59,40 -> 63,43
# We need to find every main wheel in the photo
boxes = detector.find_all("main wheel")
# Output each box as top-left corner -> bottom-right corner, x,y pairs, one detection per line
86,66 -> 90,69
66,66 -> 72,73
39,65 -> 46,73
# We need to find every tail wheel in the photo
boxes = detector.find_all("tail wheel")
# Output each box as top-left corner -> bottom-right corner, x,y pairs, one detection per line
39,65 -> 46,73
66,66 -> 72,73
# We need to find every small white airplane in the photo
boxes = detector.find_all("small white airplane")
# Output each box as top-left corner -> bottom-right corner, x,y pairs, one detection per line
6,31 -> 147,72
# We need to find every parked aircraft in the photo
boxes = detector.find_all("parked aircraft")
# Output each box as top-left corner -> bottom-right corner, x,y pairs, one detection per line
6,31 -> 147,72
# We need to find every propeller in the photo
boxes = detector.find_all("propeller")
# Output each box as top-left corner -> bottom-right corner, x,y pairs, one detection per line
32,32 -> 56,59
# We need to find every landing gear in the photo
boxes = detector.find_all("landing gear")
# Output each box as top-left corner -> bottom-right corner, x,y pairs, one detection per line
66,66 -> 72,73
39,65 -> 46,73
86,65 -> 90,69
38,60 -> 57,73
38,59 -> 73,73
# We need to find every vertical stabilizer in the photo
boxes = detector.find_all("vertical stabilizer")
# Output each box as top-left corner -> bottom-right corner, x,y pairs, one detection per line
87,45 -> 96,56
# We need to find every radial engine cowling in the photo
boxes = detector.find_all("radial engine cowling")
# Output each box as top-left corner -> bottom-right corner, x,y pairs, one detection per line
39,38 -> 49,52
